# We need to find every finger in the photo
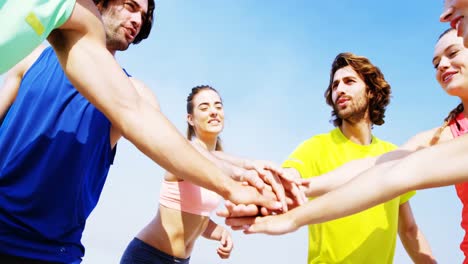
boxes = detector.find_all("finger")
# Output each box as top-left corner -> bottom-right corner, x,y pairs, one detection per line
266,172 -> 288,212
231,184 -> 282,211
230,225 -> 248,231
220,230 -> 227,245
289,182 -> 307,205
216,200 -> 236,217
226,234 -> 233,250
225,216 -> 258,227
264,163 -> 285,177
243,170 -> 265,190
217,248 -> 230,259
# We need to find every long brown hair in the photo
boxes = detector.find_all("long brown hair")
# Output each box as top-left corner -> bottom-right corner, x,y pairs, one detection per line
186,85 -> 223,151
324,52 -> 391,127
430,103 -> 465,145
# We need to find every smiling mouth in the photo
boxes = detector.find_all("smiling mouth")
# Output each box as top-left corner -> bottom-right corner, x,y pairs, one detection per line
443,72 -> 456,82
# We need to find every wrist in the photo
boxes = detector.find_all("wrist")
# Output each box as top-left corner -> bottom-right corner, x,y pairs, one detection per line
217,176 -> 236,200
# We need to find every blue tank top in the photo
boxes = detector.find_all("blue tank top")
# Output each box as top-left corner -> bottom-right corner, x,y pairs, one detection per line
0,47 -> 117,262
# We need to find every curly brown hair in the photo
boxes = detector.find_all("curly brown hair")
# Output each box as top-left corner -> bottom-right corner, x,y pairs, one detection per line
324,52 -> 391,127
93,0 -> 155,44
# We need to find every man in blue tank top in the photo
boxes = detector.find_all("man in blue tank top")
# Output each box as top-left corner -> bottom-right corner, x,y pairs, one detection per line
0,0 -> 285,263
0,1 -> 156,263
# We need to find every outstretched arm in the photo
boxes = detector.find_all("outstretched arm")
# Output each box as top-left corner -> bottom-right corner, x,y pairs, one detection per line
301,128 -> 440,197
231,133 -> 468,235
44,0 -> 279,209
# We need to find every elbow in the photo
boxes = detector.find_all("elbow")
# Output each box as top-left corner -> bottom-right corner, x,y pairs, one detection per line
112,96 -> 150,139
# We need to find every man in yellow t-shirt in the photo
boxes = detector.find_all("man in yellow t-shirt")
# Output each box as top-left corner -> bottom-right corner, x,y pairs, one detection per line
279,52 -> 433,263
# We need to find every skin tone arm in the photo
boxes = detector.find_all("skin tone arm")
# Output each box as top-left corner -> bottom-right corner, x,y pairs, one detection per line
224,132 -> 468,235
217,129 -> 439,220
44,0 -> 279,209
202,219 -> 234,259
398,202 -> 437,263
299,128 -> 441,198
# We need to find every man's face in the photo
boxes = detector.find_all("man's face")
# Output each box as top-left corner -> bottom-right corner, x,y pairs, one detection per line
99,0 -> 149,52
331,65 -> 369,124
441,0 -> 468,47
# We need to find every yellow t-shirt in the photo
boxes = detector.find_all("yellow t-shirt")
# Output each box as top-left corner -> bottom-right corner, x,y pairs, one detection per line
283,128 -> 414,264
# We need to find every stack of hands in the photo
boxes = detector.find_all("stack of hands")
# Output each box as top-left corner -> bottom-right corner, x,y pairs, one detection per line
219,160 -> 311,235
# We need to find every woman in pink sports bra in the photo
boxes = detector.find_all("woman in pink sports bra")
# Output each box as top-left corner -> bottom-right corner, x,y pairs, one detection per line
119,85 -> 238,264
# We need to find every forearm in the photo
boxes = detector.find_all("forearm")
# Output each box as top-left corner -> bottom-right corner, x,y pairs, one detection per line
192,145 -> 245,180
400,229 -> 436,264
48,28 -> 235,198
119,102 -> 233,197
212,151 -> 248,168
202,219 -> 222,240
305,157 -> 377,197
290,160 -> 402,227
306,149 -> 413,197
397,135 -> 468,189
291,135 -> 468,228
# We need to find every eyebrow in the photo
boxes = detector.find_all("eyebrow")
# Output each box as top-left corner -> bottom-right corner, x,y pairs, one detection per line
332,76 -> 356,85
129,0 -> 147,20
432,44 -> 458,64
197,101 -> 223,107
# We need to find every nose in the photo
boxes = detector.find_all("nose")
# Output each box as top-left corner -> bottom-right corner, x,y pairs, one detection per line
335,81 -> 347,93
209,107 -> 218,117
130,12 -> 143,32
438,56 -> 451,70
440,6 -> 454,22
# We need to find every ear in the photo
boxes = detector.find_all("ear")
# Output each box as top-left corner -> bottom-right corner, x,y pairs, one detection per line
187,114 -> 194,126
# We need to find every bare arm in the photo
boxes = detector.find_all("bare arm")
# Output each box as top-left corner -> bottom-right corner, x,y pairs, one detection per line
232,132 -> 468,235
202,219 -> 233,259
398,202 -> 436,263
301,128 -> 441,197
43,0 -> 280,209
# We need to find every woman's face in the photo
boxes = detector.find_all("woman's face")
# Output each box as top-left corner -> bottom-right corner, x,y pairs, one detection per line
441,0 -> 468,47
433,30 -> 468,97
188,89 -> 224,138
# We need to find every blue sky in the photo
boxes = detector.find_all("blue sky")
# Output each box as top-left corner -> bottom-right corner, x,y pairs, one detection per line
1,0 -> 464,263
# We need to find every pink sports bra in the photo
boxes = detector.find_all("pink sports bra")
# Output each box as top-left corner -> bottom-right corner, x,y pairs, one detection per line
159,180 -> 222,217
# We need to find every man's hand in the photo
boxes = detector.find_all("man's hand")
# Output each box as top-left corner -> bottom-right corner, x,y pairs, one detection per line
226,182 -> 282,212
224,211 -> 300,236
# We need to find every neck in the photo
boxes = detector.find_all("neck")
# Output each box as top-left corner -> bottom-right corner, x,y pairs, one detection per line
107,46 -> 117,56
192,134 -> 218,151
461,99 -> 468,118
339,118 -> 373,145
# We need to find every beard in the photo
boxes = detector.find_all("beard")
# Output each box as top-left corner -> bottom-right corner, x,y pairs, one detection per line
105,27 -> 132,51
101,12 -> 132,52
334,95 -> 369,124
